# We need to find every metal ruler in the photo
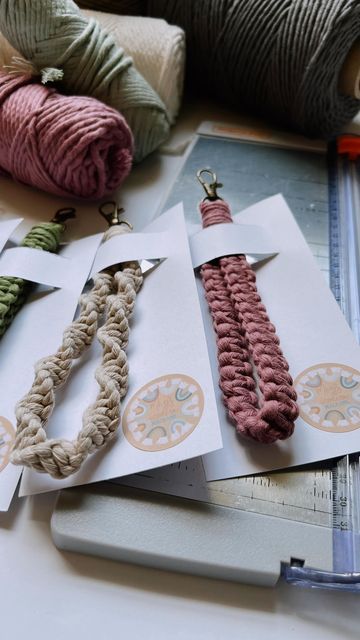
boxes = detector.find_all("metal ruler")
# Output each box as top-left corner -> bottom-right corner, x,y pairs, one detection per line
327,137 -> 360,580
332,456 -> 355,571
116,457 -> 333,527
329,138 -> 360,340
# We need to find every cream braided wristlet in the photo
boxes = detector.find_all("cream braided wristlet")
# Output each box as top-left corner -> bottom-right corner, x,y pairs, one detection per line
11,207 -> 143,478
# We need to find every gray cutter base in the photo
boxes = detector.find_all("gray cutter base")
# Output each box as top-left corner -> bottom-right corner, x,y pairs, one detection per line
51,483 -> 333,587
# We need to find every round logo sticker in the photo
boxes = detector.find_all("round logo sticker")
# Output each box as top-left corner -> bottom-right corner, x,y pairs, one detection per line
294,363 -> 360,433
0,416 -> 15,472
122,374 -> 204,451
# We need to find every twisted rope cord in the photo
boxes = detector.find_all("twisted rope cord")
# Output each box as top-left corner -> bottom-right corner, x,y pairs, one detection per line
199,199 -> 298,443
80,261 -> 143,466
0,221 -> 64,337
11,225 -> 142,478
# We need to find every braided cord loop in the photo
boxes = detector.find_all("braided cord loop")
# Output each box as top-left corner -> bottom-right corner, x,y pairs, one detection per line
199,198 -> 298,443
11,225 -> 143,478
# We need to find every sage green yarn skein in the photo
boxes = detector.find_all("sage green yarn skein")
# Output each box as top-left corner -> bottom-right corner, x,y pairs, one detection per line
0,0 -> 170,162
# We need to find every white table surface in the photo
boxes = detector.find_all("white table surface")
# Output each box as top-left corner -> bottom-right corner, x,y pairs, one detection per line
2,102 -> 360,639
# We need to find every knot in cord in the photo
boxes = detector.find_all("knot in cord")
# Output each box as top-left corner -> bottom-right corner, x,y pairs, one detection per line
200,199 -> 233,227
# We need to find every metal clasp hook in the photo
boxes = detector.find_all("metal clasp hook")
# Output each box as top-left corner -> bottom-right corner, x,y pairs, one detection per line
197,168 -> 223,201
98,200 -> 133,230
51,207 -> 76,227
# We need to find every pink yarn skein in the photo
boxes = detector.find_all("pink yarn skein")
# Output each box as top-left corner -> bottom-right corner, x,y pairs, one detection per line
0,72 -> 133,199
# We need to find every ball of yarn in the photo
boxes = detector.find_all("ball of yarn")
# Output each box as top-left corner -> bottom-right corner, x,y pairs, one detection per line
81,10 -> 185,124
147,0 -> 360,138
0,0 -> 170,162
0,72 -> 133,200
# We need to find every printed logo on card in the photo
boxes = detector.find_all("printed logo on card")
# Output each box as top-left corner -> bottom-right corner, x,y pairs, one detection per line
294,363 -> 360,433
122,374 -> 204,451
0,416 -> 15,472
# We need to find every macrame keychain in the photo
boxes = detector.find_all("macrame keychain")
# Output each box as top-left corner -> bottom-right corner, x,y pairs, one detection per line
0,208 -> 76,337
11,202 -> 143,478
197,169 -> 299,444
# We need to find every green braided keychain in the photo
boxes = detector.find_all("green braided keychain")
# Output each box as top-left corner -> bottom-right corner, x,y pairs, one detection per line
0,209 -> 75,337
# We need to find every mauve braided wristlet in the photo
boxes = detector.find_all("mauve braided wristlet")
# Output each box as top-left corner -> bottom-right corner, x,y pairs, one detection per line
198,172 -> 298,443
